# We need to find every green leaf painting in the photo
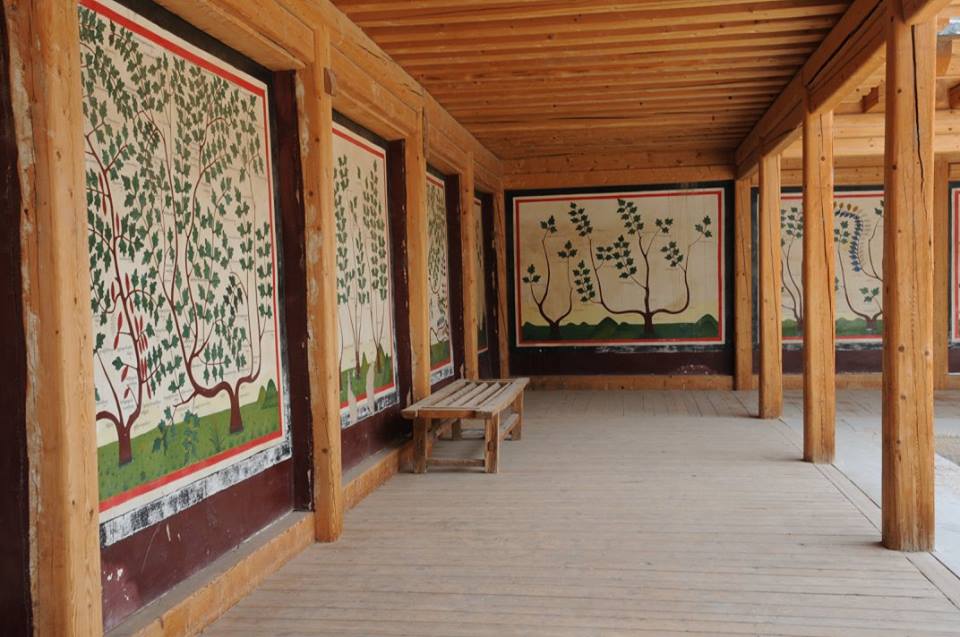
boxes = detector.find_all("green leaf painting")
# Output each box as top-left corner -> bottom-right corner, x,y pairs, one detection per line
332,124 -> 398,426
778,191 -> 884,341
514,189 -> 724,346
81,0 -> 286,518
427,175 -> 454,382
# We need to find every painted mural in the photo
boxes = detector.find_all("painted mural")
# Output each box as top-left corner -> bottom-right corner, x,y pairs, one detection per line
475,197 -> 489,353
513,187 -> 725,347
80,0 -> 289,542
427,174 -> 454,382
333,123 -> 399,426
951,185 -> 960,344
778,190 -> 884,343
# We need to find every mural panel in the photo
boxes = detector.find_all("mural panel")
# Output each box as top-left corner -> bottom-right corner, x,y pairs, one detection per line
475,197 -> 489,353
333,123 -> 399,426
778,189 -> 884,343
952,184 -> 960,344
81,0 -> 289,543
513,187 -> 725,347
427,174 -> 454,383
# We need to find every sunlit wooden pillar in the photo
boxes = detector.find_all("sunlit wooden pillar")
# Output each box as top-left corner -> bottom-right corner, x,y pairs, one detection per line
759,152 -> 783,419
933,156 -> 949,389
460,154 -> 479,379
407,110 -> 431,400
297,26 -> 343,542
733,176 -> 754,390
6,0 -> 104,632
882,8 -> 936,552
802,107 -> 836,463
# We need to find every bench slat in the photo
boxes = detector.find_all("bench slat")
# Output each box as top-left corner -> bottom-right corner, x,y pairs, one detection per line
476,378 -> 530,417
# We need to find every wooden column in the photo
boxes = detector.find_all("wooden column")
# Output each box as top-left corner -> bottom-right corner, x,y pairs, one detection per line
493,189 -> 511,378
933,156 -> 949,389
460,155 -> 479,379
758,152 -> 784,419
6,0 -> 103,632
802,108 -> 836,463
733,177 -> 754,390
296,27 -> 342,542
407,111 -> 431,400
881,8 -> 936,552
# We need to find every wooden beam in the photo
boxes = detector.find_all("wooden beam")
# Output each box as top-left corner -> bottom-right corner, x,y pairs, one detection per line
5,0 -> 103,632
934,156 -> 950,389
759,152 -> 784,419
802,108 -> 836,463
296,26 -> 342,542
460,154 -> 479,379
948,82 -> 960,109
882,10 -> 936,552
734,177 -> 754,391
493,190 -> 511,378
407,110 -> 431,400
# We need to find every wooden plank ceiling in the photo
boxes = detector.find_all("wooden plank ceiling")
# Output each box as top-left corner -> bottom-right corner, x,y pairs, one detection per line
331,0 -> 853,160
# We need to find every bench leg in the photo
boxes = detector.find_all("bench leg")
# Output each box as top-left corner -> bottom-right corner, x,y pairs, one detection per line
484,414 -> 500,474
511,394 -> 523,441
414,417 -> 429,474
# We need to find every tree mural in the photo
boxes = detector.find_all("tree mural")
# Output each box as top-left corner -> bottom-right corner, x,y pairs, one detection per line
568,200 -> 713,336
81,3 -> 279,472
332,123 -> 397,422
776,194 -> 884,339
521,214 -> 578,339
834,200 -> 884,332
780,205 -> 804,332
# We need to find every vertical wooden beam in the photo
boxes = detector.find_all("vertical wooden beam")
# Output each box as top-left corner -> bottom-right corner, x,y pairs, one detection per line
759,152 -> 784,419
882,7 -> 936,552
296,26 -> 342,542
460,154 -> 479,379
734,177 -> 754,390
933,156 -> 949,389
493,189 -> 511,377
802,107 -> 836,463
6,0 -> 103,632
407,110 -> 431,400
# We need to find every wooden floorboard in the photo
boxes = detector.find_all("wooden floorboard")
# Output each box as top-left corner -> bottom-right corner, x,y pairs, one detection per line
204,390 -> 960,636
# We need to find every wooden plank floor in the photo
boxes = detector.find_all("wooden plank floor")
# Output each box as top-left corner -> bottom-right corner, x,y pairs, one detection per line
205,390 -> 960,636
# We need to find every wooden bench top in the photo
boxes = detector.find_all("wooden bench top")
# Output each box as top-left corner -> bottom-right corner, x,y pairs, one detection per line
401,378 -> 529,420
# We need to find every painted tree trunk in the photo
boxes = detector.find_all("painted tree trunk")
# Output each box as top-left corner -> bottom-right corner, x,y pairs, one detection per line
228,389 -> 244,434
117,428 -> 133,466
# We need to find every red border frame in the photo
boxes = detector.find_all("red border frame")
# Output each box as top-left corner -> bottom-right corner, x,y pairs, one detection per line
332,123 -> 399,408
513,188 -> 726,347
780,191 -> 884,343
85,0 -> 286,514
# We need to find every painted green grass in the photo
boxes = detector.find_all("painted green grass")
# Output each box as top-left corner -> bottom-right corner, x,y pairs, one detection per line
521,314 -> 719,342
782,317 -> 883,338
339,353 -> 395,404
98,387 -> 281,502
431,340 -> 451,367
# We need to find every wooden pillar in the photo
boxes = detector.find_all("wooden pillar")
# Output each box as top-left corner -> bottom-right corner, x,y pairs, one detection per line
460,155 -> 479,379
733,177 -> 754,390
297,27 -> 342,542
802,108 -> 836,463
493,189 -> 511,378
758,152 -> 783,419
6,0 -> 103,632
407,111 -> 431,400
881,8 -> 936,552
933,156 -> 949,389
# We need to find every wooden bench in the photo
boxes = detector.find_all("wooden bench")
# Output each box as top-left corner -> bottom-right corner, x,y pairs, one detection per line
401,378 -> 530,474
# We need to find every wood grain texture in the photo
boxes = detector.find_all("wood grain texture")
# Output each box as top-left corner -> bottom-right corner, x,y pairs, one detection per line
5,0 -> 103,633
934,156 -> 950,389
204,388 -> 960,637
297,28 -> 343,543
759,153 -> 784,419
459,155 -> 479,379
881,11 -> 936,552
733,177 -> 754,391
802,108 -> 837,463
407,111 -> 431,401
493,190 -> 511,378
